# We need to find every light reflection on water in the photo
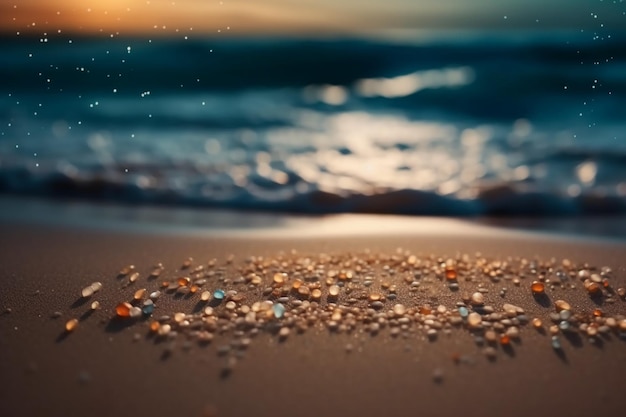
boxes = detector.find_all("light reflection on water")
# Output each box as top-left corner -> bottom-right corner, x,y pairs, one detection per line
1,35 -> 625,215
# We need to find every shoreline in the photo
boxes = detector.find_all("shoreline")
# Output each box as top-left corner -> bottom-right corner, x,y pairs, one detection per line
1,195 -> 626,243
0,218 -> 625,417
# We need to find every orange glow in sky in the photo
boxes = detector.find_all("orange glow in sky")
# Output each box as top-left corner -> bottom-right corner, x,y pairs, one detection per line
3,0 -> 379,36
2,0 -> 616,36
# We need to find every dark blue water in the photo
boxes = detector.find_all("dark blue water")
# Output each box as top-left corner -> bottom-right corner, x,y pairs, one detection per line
1,31 -> 625,215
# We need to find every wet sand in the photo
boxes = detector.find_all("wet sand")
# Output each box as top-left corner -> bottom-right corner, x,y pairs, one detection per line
0,218 -> 625,417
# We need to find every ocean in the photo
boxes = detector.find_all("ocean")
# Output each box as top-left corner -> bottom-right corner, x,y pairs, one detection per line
1,31 -> 625,215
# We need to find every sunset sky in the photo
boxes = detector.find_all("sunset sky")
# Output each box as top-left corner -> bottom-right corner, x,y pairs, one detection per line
2,0 -> 621,36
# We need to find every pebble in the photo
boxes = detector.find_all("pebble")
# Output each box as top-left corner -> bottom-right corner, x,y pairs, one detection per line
483,347 -> 497,359
273,303 -> 286,319
586,326 -> 598,337
279,327 -> 290,338
213,289 -> 225,300
142,300 -> 155,315
115,302 -> 132,318
119,265 -> 135,275
554,300 -> 571,312
298,286 -> 310,298
129,307 -> 142,318
273,273 -> 286,284
370,301 -> 384,310
90,301 -> 100,310
590,273 -> 602,283
559,310 -> 571,321
65,318 -> 79,332
133,288 -> 146,300
393,304 -> 406,316
585,281 -> 601,295
81,282 -> 102,298
470,292 -> 484,305
506,326 -> 520,339
158,324 -> 171,336
502,303 -> 523,315
531,281 -> 545,295
369,293 -> 382,302
467,312 -> 482,328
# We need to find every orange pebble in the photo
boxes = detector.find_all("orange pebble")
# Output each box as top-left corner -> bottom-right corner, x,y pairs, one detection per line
445,269 -> 457,280
585,281 -> 601,294
419,306 -> 432,315
115,302 -> 132,318
500,334 -> 511,345
531,281 -> 545,295
65,318 -> 79,332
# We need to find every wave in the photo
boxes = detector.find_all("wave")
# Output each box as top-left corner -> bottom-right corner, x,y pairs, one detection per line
2,33 -> 626,95
0,164 -> 624,216
2,32 -> 625,216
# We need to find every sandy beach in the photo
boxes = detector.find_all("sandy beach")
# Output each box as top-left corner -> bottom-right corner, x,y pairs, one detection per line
3,1 -> 625,415
1,200 -> 625,417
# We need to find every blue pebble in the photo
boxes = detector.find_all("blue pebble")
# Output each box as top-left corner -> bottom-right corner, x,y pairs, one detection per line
142,301 -> 154,315
273,303 -> 285,319
459,306 -> 469,318
213,289 -> 225,300
551,336 -> 561,349
558,320 -> 570,331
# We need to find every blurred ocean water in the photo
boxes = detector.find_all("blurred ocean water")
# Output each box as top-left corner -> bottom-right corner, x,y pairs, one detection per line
0,31 -> 625,215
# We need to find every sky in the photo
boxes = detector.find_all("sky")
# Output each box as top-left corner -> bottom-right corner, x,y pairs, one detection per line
2,0 -> 623,36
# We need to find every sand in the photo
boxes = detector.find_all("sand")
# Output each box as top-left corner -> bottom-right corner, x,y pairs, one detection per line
1,211 -> 625,417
